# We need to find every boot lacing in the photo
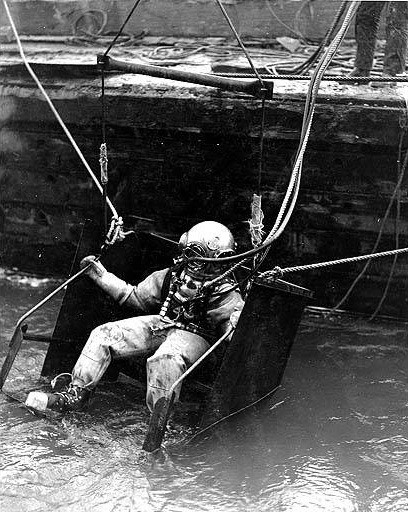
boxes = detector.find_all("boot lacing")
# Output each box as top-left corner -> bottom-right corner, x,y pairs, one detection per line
51,373 -> 73,389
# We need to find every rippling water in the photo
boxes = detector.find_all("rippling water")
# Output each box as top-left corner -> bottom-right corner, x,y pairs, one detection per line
1,268 -> 408,511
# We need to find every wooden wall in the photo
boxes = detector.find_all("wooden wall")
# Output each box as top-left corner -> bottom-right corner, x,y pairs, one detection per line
1,68 -> 408,318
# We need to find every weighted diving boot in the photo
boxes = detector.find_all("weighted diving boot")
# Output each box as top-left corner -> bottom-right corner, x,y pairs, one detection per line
25,384 -> 91,413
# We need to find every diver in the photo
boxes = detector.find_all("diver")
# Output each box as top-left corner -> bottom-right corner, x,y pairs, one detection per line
25,221 -> 244,414
349,1 -> 408,83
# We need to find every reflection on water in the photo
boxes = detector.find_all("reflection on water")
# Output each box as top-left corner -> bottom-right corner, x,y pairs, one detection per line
1,268 -> 408,511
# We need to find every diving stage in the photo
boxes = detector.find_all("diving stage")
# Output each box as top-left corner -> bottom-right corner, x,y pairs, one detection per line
1,38 -> 408,318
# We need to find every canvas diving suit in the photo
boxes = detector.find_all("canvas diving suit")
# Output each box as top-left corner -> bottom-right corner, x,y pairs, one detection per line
72,263 -> 243,411
25,221 -> 244,414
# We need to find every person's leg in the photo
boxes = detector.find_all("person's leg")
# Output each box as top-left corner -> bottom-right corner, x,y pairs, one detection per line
26,315 -> 165,412
354,2 -> 385,74
71,315 -> 164,388
383,1 -> 408,75
146,329 -> 210,412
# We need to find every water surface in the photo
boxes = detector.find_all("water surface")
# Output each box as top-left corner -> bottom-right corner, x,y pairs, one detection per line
1,268 -> 408,511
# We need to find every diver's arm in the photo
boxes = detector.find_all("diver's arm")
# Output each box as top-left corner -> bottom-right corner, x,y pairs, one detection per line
80,256 -> 168,311
207,283 -> 244,336
80,256 -> 134,305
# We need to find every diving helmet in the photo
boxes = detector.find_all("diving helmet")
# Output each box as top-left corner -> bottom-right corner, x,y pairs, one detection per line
178,221 -> 236,278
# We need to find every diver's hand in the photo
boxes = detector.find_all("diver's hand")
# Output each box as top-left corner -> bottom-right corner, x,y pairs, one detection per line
229,309 -> 241,329
80,255 -> 133,304
80,255 -> 106,280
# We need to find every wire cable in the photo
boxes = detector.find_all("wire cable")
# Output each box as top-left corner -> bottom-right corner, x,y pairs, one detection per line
331,129 -> 408,313
103,0 -> 144,57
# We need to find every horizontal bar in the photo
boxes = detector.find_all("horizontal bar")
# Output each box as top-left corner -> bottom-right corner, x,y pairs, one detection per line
99,55 -> 274,99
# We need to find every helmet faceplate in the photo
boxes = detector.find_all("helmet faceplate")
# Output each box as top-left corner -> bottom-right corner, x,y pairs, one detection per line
178,221 -> 236,279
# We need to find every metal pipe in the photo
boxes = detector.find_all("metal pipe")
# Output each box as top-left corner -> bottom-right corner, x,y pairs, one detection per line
99,55 -> 274,99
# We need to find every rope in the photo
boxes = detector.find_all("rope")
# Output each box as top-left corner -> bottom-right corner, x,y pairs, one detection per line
184,385 -> 281,446
1,0 -> 119,221
331,114 -> 408,313
71,9 -> 108,37
259,245 -> 408,281
103,0 -> 144,57
264,0 -> 305,41
290,0 -> 348,75
214,0 -> 265,89
263,2 -> 360,245
369,101 -> 408,319
370,172 -> 402,320
191,1 -> 360,269
212,73 -> 408,82
104,217 -> 134,246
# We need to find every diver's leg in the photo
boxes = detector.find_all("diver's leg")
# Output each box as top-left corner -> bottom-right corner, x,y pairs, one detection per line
71,315 -> 164,388
26,315 -> 164,412
146,329 -> 210,412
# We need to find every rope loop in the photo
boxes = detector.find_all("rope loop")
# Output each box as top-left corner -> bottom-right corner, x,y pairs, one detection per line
104,216 -> 134,246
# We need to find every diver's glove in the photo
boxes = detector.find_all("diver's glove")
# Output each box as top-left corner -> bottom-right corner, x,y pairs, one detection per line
80,255 -> 134,305
229,309 -> 241,329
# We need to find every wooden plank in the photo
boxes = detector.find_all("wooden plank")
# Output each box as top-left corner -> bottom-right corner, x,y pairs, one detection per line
1,45 -> 407,315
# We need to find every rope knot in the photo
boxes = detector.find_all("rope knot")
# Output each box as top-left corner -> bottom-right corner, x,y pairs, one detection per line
99,143 -> 108,185
248,193 -> 265,248
260,266 -> 283,281
104,216 -> 134,246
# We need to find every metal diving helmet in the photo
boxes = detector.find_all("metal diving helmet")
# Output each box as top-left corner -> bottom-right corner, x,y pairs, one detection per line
178,221 -> 236,279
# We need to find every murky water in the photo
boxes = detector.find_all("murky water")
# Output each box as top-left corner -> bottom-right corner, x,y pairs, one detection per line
1,268 -> 408,512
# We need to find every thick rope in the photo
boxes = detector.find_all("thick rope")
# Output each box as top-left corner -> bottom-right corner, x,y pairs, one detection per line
255,0 -> 360,269
190,1 -> 360,268
1,0 -> 119,221
291,0 -> 349,75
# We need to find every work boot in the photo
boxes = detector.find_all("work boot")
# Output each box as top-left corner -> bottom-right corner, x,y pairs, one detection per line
25,384 -> 91,413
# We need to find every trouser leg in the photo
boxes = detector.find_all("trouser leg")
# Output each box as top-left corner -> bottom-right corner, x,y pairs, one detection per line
354,2 -> 384,72
146,329 -> 210,412
384,2 -> 408,75
71,315 -> 165,388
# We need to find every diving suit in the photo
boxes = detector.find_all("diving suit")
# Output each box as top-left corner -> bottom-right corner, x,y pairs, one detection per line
25,221 -> 244,413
